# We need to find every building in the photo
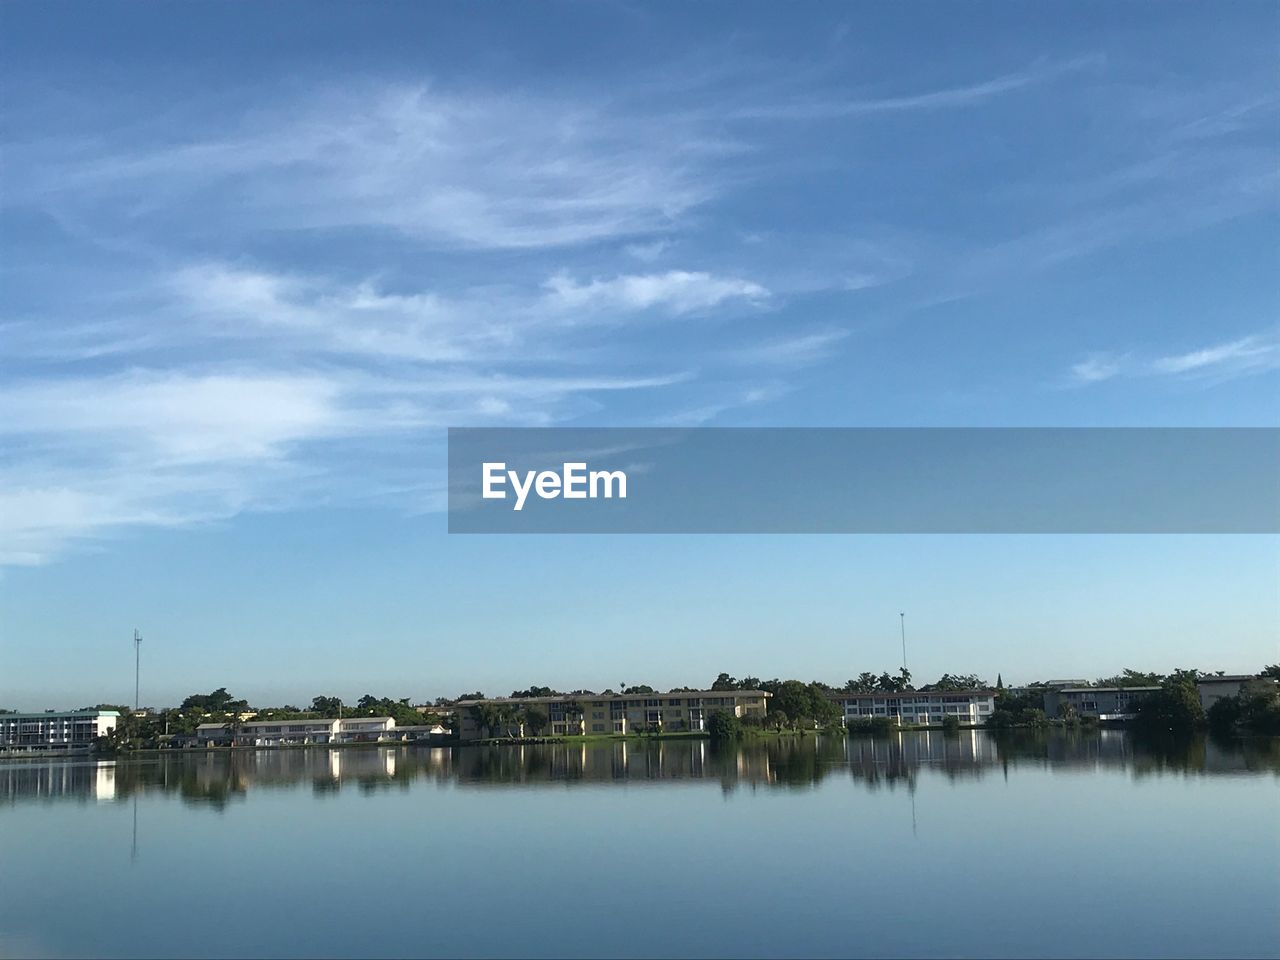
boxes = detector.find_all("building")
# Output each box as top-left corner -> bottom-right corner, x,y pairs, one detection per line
455,690 -> 771,741
0,709 -> 120,752
831,690 -> 995,727
1041,686 -> 1160,721
196,716 -> 399,747
1197,675 -> 1274,711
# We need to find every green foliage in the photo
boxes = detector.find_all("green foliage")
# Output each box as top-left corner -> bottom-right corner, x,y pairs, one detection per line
846,716 -> 897,736
986,691 -> 1048,729
842,668 -> 912,693
510,686 -> 561,698
1260,664 -> 1280,681
941,715 -> 961,734
1135,672 -> 1205,735
1094,668 -> 1166,687
523,706 -> 550,736
180,688 -> 248,713
706,709 -> 742,741
920,673 -> 987,692
1209,680 -> 1280,735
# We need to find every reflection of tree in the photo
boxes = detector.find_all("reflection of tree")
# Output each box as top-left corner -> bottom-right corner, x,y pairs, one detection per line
4,731 -> 1277,807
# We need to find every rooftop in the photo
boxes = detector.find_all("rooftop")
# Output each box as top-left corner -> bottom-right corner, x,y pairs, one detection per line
830,689 -> 996,700
0,709 -> 121,720
456,690 -> 769,707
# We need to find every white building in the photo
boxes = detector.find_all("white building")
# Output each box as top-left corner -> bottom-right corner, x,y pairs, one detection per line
0,709 -> 120,752
832,690 -> 996,727
195,716 -> 399,746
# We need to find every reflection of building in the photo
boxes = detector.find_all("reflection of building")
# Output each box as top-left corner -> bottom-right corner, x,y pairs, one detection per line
1196,675 -> 1268,711
194,716 -> 445,747
0,709 -> 119,752
832,690 -> 995,726
455,690 -> 771,741
1041,686 -> 1159,721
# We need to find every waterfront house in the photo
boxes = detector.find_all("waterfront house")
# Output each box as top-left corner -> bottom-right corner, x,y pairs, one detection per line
454,690 -> 771,741
196,716 -> 399,747
831,690 -> 996,727
1041,686 -> 1160,721
0,709 -> 119,753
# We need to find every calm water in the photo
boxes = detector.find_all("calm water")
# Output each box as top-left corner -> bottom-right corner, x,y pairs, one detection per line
2,730 -> 1278,959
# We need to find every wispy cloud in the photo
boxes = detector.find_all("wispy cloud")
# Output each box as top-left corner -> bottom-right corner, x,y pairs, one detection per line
728,329 -> 849,368
1151,335 -> 1278,375
733,56 -> 1102,121
542,270 -> 768,316
1069,332 -> 1279,385
19,84 -> 736,250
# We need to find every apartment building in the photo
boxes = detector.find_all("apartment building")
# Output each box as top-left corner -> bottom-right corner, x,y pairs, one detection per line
195,716 -> 400,746
0,709 -> 120,752
832,690 -> 996,727
1041,686 -> 1160,721
455,690 -> 771,741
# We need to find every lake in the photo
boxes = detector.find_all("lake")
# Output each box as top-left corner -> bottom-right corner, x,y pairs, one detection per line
2,730 -> 1277,958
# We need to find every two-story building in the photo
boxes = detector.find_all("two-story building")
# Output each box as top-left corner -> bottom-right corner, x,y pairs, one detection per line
1040,686 -> 1160,721
831,690 -> 996,727
454,690 -> 770,741
195,716 -> 399,747
0,709 -> 120,752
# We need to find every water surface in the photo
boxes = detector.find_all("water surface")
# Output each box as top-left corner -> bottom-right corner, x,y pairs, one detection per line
2,730 -> 1277,958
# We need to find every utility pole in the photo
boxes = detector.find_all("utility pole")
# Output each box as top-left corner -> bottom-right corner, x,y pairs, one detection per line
899,612 -> 908,674
133,629 -> 142,711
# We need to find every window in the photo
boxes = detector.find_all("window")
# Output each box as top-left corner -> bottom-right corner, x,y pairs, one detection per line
645,699 -> 659,707
667,699 -> 682,706
592,723 -> 605,732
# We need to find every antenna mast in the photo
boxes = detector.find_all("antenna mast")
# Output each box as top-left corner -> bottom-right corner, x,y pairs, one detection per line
133,629 -> 142,711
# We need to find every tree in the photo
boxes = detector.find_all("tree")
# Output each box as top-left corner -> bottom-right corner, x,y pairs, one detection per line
621,684 -> 654,695
524,706 -> 550,736
739,676 -> 763,690
845,673 -> 878,692
468,702 -> 500,739
181,688 -> 247,714
1259,664 -> 1280,681
1135,672 -> 1205,735
707,709 -> 742,741
711,672 -> 738,690
1095,668 -> 1165,687
921,673 -> 986,692
996,674 -> 1004,691
511,685 -> 561,698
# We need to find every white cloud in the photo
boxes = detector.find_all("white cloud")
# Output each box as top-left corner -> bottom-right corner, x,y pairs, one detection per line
26,84 -> 731,250
729,329 -> 849,367
1151,335 -> 1278,375
1069,332 -> 1279,386
1071,355 -> 1123,383
542,270 -> 768,315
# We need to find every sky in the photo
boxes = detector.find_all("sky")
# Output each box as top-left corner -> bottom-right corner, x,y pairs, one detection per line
2,1 -> 1277,709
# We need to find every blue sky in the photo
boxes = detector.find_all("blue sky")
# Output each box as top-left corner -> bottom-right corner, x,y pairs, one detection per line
2,2 -> 1277,708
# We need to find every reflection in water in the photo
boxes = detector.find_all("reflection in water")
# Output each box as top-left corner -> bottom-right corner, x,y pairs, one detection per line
2,730 -> 1276,808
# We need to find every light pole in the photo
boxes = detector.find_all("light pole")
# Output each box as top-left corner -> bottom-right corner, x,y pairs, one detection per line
133,629 -> 142,711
